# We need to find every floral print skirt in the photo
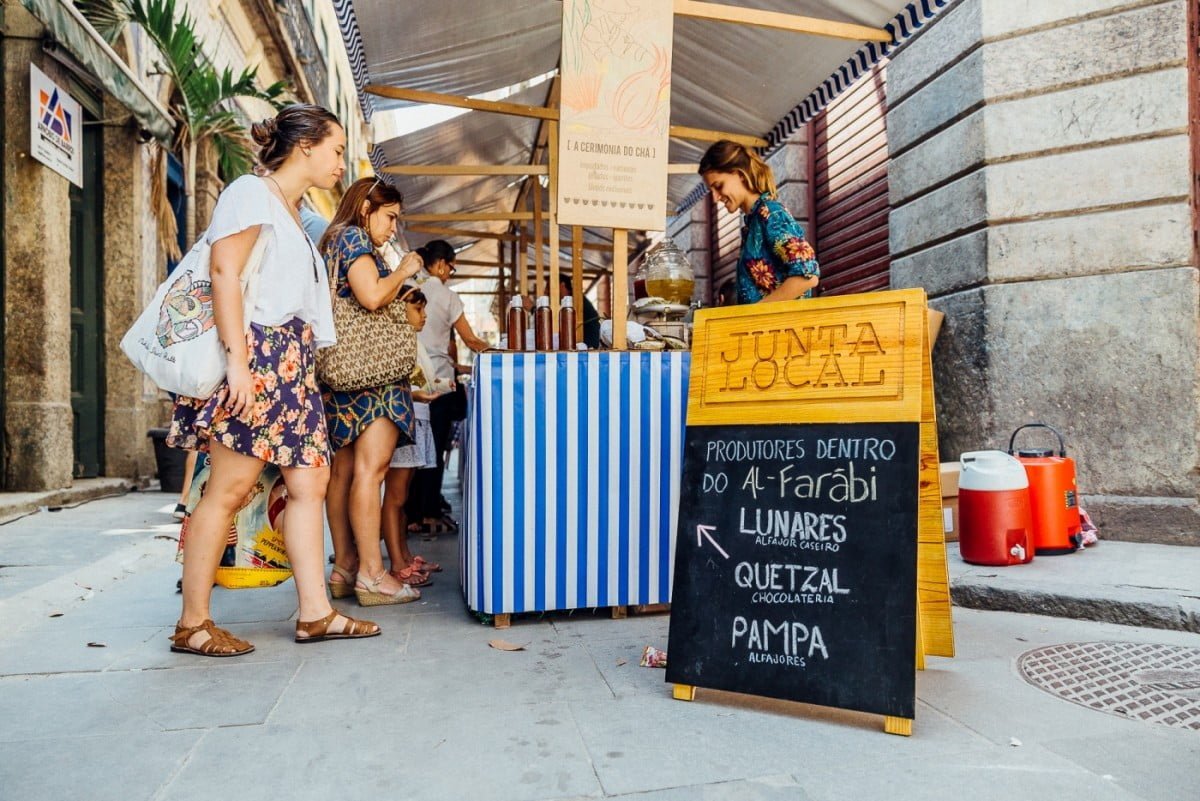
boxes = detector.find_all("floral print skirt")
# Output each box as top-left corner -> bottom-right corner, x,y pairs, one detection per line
167,318 -> 331,468
322,382 -> 414,453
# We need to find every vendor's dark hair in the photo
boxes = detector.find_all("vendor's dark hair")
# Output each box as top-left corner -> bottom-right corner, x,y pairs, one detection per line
698,139 -> 777,198
416,239 -> 456,268
319,176 -> 404,254
716,279 -> 737,306
559,275 -> 574,293
250,104 -> 341,172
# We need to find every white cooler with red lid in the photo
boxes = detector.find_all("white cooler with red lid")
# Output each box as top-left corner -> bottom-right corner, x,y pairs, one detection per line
958,450 -> 1034,566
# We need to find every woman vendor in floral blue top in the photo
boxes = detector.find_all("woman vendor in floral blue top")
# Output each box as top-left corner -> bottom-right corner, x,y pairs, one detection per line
699,140 -> 819,303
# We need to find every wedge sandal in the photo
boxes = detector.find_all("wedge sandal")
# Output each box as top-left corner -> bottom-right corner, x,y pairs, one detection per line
355,571 -> 420,606
328,563 -> 356,600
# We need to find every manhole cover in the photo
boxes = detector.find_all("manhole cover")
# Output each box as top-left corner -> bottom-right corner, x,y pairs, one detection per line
1018,642 -> 1200,731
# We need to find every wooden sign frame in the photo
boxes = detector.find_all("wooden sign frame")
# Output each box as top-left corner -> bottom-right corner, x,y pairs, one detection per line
668,288 -> 953,736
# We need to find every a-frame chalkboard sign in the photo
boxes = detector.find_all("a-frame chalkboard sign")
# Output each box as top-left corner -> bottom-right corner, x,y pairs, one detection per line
665,288 -> 952,736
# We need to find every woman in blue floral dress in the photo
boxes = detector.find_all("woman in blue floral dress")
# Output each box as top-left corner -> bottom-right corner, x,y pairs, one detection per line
317,177 -> 424,606
699,140 -> 820,303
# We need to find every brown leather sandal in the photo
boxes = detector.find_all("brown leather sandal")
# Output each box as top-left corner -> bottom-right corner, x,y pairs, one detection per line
295,610 -> 381,643
169,619 -> 255,657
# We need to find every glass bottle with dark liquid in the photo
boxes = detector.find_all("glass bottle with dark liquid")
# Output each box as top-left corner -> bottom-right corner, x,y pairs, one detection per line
559,296 -> 577,350
534,296 -> 553,351
506,295 -> 527,351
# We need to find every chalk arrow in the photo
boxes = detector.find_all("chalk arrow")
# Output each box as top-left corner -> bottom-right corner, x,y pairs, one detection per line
696,524 -> 729,560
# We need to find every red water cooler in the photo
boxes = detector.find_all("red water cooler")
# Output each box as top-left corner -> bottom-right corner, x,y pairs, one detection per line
1008,424 -> 1082,555
958,450 -> 1034,566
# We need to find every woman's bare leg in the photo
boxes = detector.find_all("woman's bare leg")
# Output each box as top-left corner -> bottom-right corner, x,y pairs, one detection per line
179,442 -> 263,631
348,418 -> 402,590
279,462 -> 336,622
381,466 -> 414,568
325,445 -> 358,581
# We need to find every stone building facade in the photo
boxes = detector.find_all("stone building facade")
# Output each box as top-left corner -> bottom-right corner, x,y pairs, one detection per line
671,0 -> 1198,541
886,0 -> 1198,541
1,0 -> 369,491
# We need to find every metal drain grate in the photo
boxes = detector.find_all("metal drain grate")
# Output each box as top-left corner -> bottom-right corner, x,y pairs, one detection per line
1018,642 -> 1200,731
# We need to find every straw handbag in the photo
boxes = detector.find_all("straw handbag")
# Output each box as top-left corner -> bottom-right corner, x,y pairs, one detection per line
317,289 -> 417,392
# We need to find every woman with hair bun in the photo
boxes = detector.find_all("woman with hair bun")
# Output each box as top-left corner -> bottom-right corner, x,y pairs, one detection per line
167,104 -> 381,656
698,140 -> 820,304
319,176 -> 426,606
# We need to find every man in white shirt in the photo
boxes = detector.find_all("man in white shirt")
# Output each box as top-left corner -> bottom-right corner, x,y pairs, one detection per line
408,241 -> 489,533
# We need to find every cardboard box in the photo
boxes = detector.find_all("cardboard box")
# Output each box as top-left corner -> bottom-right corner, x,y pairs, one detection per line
939,461 -> 960,542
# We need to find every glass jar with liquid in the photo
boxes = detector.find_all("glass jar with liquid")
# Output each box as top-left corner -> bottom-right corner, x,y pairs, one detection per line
643,237 -> 695,305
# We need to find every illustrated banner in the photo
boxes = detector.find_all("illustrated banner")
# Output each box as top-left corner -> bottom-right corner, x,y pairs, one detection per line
30,63 -> 83,188
558,0 -> 673,231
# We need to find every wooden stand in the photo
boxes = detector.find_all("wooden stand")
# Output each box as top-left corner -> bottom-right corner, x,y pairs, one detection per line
673,684 -> 696,701
664,291 -> 953,739
917,309 -> 954,658
674,684 -> 913,736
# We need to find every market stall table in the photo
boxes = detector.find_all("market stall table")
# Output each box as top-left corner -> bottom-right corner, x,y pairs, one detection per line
460,351 -> 690,620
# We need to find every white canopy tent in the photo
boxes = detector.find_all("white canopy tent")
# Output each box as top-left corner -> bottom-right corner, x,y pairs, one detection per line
332,0 -> 947,283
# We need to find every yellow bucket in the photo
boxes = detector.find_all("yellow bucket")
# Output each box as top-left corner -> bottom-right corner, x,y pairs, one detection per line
214,567 -> 293,590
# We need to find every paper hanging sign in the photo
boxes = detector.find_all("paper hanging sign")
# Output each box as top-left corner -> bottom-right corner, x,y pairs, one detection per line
558,0 -> 674,230
30,63 -> 83,188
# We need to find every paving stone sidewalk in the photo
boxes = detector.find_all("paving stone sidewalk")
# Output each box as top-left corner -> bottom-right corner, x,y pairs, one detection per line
0,490 -> 1197,801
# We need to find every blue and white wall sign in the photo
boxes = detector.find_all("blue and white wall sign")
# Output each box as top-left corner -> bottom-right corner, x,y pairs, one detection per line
30,63 -> 83,188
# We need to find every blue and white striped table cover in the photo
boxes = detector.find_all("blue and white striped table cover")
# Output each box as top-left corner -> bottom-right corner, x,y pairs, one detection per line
460,351 -> 691,614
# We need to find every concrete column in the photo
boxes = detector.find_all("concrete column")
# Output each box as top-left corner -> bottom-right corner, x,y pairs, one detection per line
2,11 -> 74,490
887,0 -> 1199,541
102,116 -> 161,480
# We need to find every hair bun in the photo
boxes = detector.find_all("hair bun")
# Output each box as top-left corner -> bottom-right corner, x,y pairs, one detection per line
250,117 -> 279,146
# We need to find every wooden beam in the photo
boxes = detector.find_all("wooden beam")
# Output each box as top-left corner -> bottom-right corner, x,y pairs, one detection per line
674,0 -> 891,42
526,231 -> 635,252
549,120 -> 561,329
534,178 -> 545,297
669,125 -> 766,149
382,164 -> 549,176
401,212 -> 534,223
405,224 -> 517,242
365,84 -> 557,120
572,226 -> 584,343
518,229 -> 528,296
455,258 -> 502,267
451,265 -> 606,279
368,83 -> 764,149
498,251 -> 508,313
612,229 -> 628,349
668,163 -> 701,174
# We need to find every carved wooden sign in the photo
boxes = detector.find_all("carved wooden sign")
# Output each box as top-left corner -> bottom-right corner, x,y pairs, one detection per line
686,293 -> 927,425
